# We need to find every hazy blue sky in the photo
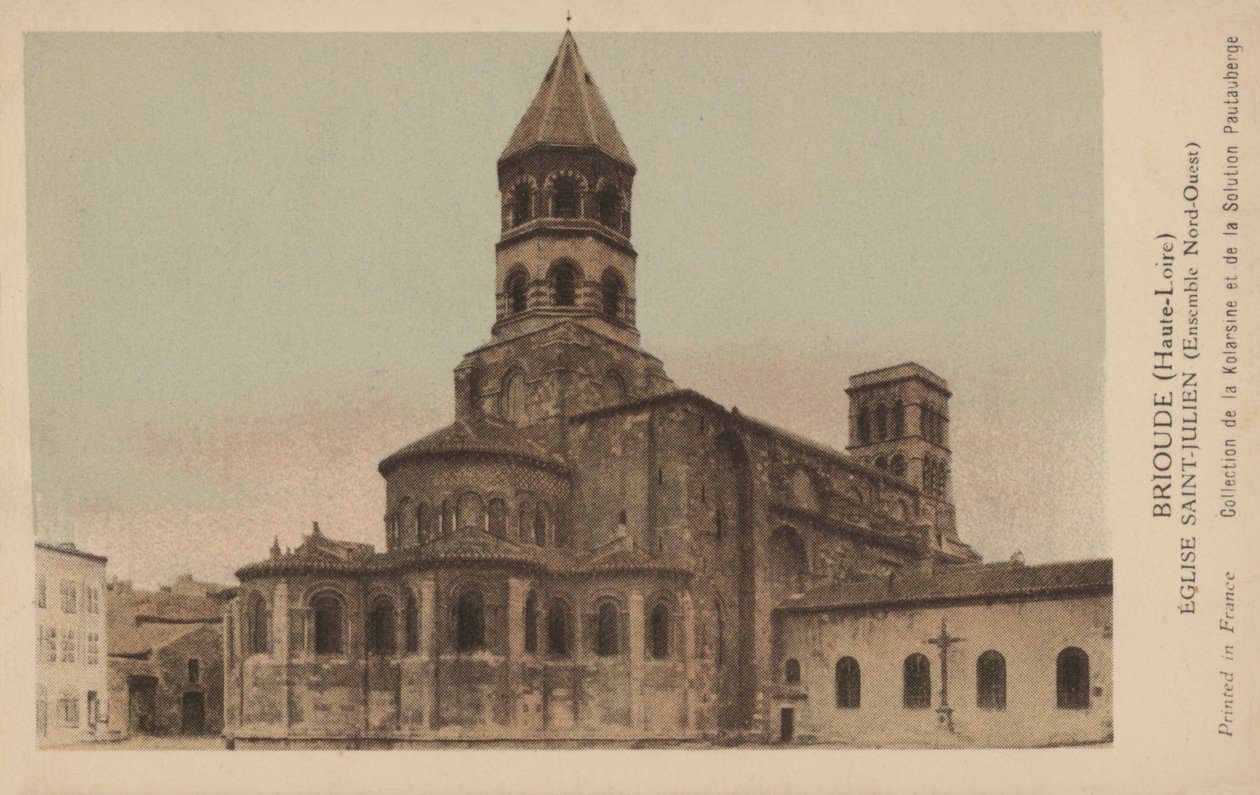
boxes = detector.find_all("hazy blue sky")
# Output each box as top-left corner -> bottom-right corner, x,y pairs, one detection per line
27,33 -> 1103,587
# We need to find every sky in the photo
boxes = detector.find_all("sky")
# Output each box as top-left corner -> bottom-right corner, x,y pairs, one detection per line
26,33 -> 1103,588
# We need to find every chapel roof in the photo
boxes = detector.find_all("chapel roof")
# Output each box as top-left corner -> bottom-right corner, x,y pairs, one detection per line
780,558 -> 1112,613
379,414 -> 567,475
499,31 -> 635,168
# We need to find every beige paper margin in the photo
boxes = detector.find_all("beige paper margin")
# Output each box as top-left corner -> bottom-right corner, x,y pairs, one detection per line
2,1 -> 1258,793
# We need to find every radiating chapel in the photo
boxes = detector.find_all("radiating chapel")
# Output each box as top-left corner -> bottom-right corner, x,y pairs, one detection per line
225,32 -> 1112,748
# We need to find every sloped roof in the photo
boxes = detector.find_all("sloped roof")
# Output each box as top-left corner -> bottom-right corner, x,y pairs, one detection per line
379,414 -> 567,475
500,31 -> 634,167
110,621 -> 212,659
781,558 -> 1112,613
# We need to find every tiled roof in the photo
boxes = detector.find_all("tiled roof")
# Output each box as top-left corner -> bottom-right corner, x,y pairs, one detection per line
379,415 -> 567,475
500,31 -> 634,167
781,558 -> 1112,612
106,585 -> 222,657
110,621 -> 211,659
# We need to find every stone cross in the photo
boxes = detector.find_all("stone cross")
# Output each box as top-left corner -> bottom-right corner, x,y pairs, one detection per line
925,617 -> 964,732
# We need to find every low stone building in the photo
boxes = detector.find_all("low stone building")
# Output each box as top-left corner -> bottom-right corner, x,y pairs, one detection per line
35,541 -> 109,746
106,578 -> 226,738
772,559 -> 1113,747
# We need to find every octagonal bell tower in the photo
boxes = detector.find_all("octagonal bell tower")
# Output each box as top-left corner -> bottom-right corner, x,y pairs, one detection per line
493,31 -> 639,348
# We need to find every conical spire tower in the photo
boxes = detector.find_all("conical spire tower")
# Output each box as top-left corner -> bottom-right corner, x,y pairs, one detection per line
492,32 -> 639,346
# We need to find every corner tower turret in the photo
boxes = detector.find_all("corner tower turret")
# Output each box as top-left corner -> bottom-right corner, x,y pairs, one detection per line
846,362 -> 959,544
493,32 -> 639,347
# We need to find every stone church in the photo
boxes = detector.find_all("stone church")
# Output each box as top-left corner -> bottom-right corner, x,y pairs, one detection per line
224,32 -> 1112,748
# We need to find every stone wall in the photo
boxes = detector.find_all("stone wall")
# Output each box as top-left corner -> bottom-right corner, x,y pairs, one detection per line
773,594 -> 1113,747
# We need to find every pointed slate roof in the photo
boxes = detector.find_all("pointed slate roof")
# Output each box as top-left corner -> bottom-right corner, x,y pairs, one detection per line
500,31 -> 634,168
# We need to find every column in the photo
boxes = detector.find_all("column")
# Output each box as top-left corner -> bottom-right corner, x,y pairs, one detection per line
628,590 -> 646,732
506,577 -> 530,728
681,589 -> 696,732
418,574 -> 437,729
273,580 -> 290,733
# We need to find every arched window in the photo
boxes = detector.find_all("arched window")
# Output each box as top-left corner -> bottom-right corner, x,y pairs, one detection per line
512,187 -> 531,226
404,591 -> 419,653
500,370 -> 527,423
457,492 -> 484,532
903,653 -> 931,709
552,177 -> 579,218
441,500 -> 453,536
523,592 -> 538,654
534,504 -> 549,546
311,592 -> 343,655
1056,647 -> 1090,709
418,502 -> 437,543
890,454 -> 907,478
248,593 -> 269,655
875,403 -> 888,440
977,650 -> 1006,709
393,497 -> 412,548
552,262 -> 578,306
874,456 -> 888,471
368,598 -> 396,656
595,602 -> 619,657
601,270 -> 624,318
597,187 -> 620,229
456,591 -> 485,652
648,603 -> 670,659
547,598 -> 573,657
892,400 -> 906,437
835,657 -> 861,708
488,498 -> 508,538
857,408 -> 870,444
518,505 -> 533,543
784,658 -> 801,685
506,269 -> 528,314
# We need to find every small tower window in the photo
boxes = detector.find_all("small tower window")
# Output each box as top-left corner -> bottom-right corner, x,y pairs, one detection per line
513,188 -> 532,226
601,270 -> 624,318
857,408 -> 870,444
506,270 -> 528,314
553,177 -> 579,218
875,403 -> 888,440
597,188 -> 620,229
553,262 -> 577,306
890,454 -> 907,478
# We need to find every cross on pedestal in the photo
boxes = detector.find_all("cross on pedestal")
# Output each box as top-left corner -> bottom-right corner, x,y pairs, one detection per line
925,617 -> 964,733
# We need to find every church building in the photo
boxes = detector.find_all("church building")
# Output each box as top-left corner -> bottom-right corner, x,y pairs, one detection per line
224,32 -> 1112,748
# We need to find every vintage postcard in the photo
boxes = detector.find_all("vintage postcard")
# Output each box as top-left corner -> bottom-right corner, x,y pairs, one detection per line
1,2 -> 1256,794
